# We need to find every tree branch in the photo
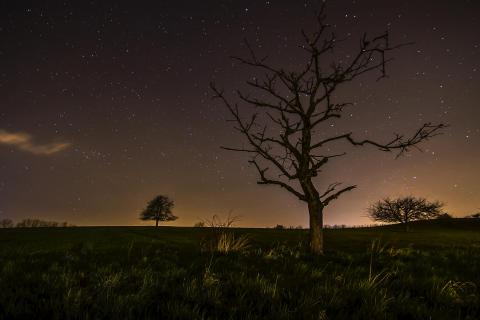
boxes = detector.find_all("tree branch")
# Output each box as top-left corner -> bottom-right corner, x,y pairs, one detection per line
311,123 -> 446,157
250,159 -> 306,201
322,184 -> 357,206
211,7 -> 446,210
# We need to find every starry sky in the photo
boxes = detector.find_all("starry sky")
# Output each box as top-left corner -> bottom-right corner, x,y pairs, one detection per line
1,0 -> 479,227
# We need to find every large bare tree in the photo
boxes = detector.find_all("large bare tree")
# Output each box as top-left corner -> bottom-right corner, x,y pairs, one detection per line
211,6 -> 445,254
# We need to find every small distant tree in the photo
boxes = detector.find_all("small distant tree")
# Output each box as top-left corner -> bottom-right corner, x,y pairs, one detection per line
466,212 -> 480,219
274,224 -> 285,230
368,196 -> 443,231
140,195 -> 177,227
436,212 -> 453,219
0,219 -> 14,228
194,221 -> 205,228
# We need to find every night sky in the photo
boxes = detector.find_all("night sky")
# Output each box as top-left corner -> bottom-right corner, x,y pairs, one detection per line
1,0 -> 479,227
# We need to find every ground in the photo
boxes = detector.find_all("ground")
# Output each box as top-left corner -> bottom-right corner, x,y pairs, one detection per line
0,219 -> 479,319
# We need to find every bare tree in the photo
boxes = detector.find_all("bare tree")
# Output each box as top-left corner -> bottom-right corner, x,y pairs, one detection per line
211,5 -> 445,254
368,196 -> 444,231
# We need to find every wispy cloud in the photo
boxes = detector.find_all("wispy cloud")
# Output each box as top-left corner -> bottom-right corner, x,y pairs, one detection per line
0,129 -> 71,155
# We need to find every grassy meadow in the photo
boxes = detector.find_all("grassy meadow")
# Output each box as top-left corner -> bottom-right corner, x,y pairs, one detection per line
0,219 -> 479,319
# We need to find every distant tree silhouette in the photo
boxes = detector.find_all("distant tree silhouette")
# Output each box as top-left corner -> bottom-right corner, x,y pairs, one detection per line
140,195 -> 177,227
15,219 -> 66,227
436,212 -> 453,219
211,4 -> 445,254
368,196 -> 443,231
0,219 -> 14,228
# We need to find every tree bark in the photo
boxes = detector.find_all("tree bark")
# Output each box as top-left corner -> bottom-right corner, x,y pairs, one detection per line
155,219 -> 159,227
308,200 -> 324,255
403,211 -> 409,232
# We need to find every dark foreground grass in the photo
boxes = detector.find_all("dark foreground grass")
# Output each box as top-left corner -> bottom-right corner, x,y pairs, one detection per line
0,219 -> 479,319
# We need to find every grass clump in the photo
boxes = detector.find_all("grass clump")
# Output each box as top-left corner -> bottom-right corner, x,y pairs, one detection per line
199,214 -> 251,254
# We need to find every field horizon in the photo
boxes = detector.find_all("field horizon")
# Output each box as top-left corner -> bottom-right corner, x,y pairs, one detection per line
1,218 -> 479,319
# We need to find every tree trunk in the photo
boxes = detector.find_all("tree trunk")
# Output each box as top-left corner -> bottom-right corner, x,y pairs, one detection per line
403,211 -> 409,232
308,200 -> 324,255
155,219 -> 159,227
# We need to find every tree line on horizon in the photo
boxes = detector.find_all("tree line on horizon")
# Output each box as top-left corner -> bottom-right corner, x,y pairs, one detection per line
139,194 -> 479,230
0,218 -> 73,228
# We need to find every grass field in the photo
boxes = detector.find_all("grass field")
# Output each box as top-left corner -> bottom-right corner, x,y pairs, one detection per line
0,219 -> 479,319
